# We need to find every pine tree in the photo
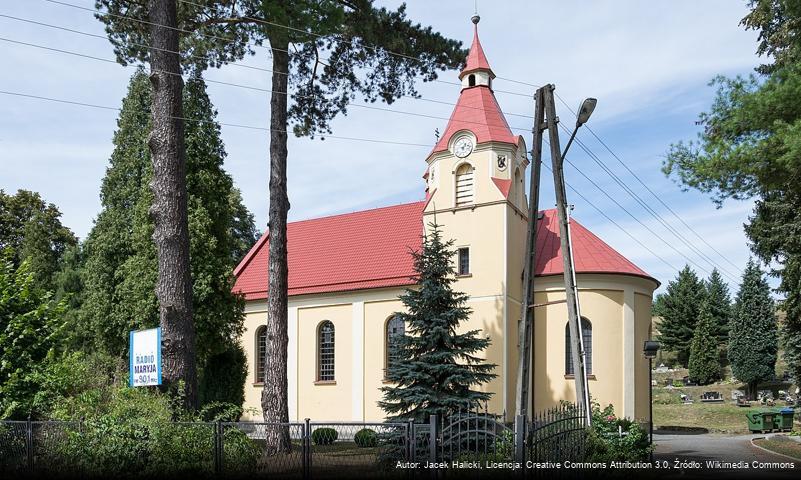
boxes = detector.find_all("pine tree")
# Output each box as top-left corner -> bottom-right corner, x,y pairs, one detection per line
705,268 -> 732,344
688,302 -> 722,385
379,223 -> 496,422
728,259 -> 778,399
654,265 -> 707,366
79,70 -> 257,405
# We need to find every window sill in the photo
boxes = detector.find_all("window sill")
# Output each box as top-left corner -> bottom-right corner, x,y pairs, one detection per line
314,380 -> 337,386
456,273 -> 472,278
252,382 -> 264,387
564,375 -> 596,380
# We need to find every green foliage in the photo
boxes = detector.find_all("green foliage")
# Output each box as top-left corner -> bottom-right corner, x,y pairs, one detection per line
95,1 -> 466,138
705,269 -> 732,344
728,260 -> 778,397
0,189 -> 77,290
585,404 -> 652,463
662,2 -> 801,388
0,251 -> 66,419
379,223 -> 496,422
312,427 -> 338,445
688,302 -> 723,385
654,266 -> 707,366
354,428 -> 378,448
198,343 -> 248,410
78,70 -> 256,391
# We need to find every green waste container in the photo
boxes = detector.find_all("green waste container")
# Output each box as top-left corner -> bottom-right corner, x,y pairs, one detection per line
746,410 -> 776,433
774,408 -> 795,432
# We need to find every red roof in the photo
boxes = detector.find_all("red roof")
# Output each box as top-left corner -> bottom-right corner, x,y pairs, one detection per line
233,205 -> 656,301
460,24 -> 493,78
431,86 -> 519,154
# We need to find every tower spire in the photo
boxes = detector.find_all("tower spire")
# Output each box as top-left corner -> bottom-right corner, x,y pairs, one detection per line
460,15 -> 494,80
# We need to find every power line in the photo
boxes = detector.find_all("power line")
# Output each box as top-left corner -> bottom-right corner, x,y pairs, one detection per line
0,89 -> 433,147
43,0 -> 534,98
553,91 -> 743,277
540,160 -> 680,274
3,11 -> 535,122
558,122 -> 740,284
0,35 -> 534,137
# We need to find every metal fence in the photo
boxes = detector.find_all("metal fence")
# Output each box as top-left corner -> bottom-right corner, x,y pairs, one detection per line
0,404 -> 589,478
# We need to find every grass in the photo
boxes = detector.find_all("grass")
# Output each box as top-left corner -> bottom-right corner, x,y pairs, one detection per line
753,437 -> 801,460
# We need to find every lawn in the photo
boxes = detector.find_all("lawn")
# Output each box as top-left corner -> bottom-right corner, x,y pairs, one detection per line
653,401 -> 755,434
753,436 -> 801,460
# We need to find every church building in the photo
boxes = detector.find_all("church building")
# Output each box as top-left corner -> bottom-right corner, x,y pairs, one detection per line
233,18 -> 659,423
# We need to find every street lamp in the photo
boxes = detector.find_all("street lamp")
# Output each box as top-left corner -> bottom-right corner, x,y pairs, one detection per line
643,340 -> 660,463
561,98 -> 597,159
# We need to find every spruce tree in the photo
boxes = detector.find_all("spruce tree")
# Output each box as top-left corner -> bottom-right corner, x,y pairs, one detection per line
79,70 -> 257,405
705,268 -> 732,344
379,223 -> 496,422
654,265 -> 706,366
728,259 -> 778,399
688,302 -> 722,385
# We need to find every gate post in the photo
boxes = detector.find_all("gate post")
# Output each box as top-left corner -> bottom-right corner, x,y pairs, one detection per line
26,416 -> 33,473
303,418 -> 311,480
213,420 -> 222,476
409,421 -> 416,462
514,414 -> 526,466
428,414 -> 438,464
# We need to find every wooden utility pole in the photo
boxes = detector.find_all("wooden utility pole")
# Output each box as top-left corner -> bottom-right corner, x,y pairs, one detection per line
544,85 -> 592,423
515,84 -> 591,424
514,88 -> 545,419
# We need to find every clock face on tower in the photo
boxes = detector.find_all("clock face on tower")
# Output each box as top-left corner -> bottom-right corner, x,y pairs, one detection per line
454,137 -> 473,158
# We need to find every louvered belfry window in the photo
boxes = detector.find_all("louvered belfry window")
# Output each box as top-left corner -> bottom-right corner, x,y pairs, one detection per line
318,321 -> 335,381
455,164 -> 475,206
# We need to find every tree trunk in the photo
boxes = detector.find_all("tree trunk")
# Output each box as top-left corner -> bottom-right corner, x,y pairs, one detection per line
261,31 -> 291,453
148,0 -> 198,410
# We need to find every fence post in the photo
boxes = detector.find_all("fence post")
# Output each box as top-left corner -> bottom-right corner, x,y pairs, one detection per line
213,420 -> 222,476
25,416 -> 33,474
304,418 -> 311,480
428,414 -> 437,464
514,414 -> 526,466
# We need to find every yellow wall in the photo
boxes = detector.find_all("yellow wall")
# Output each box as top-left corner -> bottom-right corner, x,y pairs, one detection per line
363,299 -> 405,421
634,292 -> 653,422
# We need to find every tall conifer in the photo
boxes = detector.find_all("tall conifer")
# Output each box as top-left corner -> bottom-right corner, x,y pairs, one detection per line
379,224 -> 496,422
688,302 -> 722,385
728,259 -> 777,399
654,265 -> 706,366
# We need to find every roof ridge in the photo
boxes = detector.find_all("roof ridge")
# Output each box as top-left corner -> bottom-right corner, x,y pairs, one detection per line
287,200 -> 426,226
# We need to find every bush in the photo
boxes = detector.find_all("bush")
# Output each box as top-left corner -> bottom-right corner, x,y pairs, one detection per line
585,403 -> 652,463
198,343 -> 248,411
354,428 -> 377,448
312,427 -> 338,445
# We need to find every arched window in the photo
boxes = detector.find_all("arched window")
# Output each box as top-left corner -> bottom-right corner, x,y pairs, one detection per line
385,315 -> 405,373
255,326 -> 267,383
317,321 -> 335,381
514,167 -> 522,204
468,74 -> 476,87
455,163 -> 475,206
565,317 -> 592,375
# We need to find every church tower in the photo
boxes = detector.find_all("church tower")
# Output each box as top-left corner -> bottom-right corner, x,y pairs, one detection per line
422,15 -> 529,416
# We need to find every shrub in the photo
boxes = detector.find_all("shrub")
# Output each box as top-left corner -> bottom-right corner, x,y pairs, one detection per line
585,403 -> 652,463
312,427 -> 338,445
354,428 -> 377,448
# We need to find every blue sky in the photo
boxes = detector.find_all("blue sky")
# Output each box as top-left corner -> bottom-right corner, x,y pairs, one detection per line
0,1 -> 771,294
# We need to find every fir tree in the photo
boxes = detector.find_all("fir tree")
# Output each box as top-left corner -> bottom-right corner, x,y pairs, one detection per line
705,268 -> 732,344
728,259 -> 778,399
654,265 -> 706,366
379,223 -> 496,422
79,70 -> 257,404
688,302 -> 722,385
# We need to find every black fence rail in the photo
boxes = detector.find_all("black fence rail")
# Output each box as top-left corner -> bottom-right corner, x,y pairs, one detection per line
0,403 -> 589,478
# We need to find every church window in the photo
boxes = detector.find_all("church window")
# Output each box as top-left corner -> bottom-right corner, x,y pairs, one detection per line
565,317 -> 592,375
458,247 -> 470,276
255,326 -> 267,383
455,163 -> 475,206
318,321 -> 335,381
468,74 -> 476,87
385,315 -> 405,374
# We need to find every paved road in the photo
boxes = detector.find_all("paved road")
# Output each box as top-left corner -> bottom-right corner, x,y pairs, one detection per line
653,432 -> 798,479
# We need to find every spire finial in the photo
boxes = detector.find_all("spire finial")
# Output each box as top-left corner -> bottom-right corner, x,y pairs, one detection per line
471,14 -> 480,25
